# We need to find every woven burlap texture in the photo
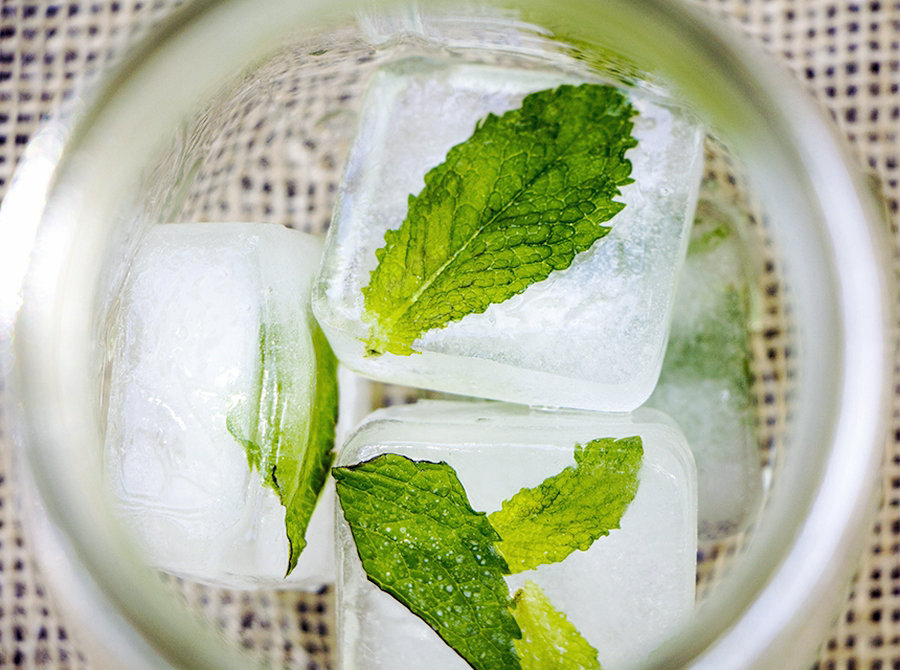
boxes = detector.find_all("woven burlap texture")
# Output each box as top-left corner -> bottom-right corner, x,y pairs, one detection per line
0,0 -> 897,668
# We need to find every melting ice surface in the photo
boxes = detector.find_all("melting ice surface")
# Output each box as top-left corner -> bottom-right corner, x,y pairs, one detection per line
313,57 -> 705,411
335,401 -> 698,669
103,222 -> 354,589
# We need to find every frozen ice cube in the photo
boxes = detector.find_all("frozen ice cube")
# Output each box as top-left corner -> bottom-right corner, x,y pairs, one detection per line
647,202 -> 763,540
335,400 -> 697,669
103,222 -> 355,589
313,58 -> 704,411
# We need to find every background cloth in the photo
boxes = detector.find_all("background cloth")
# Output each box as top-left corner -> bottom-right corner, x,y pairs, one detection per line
0,0 -> 897,668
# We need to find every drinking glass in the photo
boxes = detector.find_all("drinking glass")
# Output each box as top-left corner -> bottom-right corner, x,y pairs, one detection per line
0,0 -> 890,667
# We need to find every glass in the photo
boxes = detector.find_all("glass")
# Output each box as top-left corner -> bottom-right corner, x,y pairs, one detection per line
0,0 -> 890,667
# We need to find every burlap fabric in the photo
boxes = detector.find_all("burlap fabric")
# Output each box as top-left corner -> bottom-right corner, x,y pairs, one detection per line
0,0 -> 897,668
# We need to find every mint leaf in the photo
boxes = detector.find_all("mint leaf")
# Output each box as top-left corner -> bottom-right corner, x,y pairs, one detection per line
512,581 -> 602,670
362,83 -> 638,356
333,454 -> 522,670
488,437 -> 642,573
227,316 -> 339,576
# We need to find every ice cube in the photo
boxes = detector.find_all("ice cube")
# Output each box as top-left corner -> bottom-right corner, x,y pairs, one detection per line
312,58 -> 704,411
646,203 -> 763,540
103,222 -> 353,589
335,400 -> 697,669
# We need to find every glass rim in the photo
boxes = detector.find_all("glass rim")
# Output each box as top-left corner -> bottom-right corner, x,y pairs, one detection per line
1,0 -> 891,667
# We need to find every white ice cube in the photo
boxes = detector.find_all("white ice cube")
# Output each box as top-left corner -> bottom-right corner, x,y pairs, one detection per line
647,206 -> 763,539
103,222 -> 353,589
335,401 -> 697,669
313,58 -> 704,411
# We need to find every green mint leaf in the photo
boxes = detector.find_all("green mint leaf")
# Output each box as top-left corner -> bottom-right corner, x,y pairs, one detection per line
488,437 -> 642,573
362,83 -> 638,356
281,320 -> 339,574
333,454 -> 522,670
512,581 -> 602,670
227,316 -> 339,576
